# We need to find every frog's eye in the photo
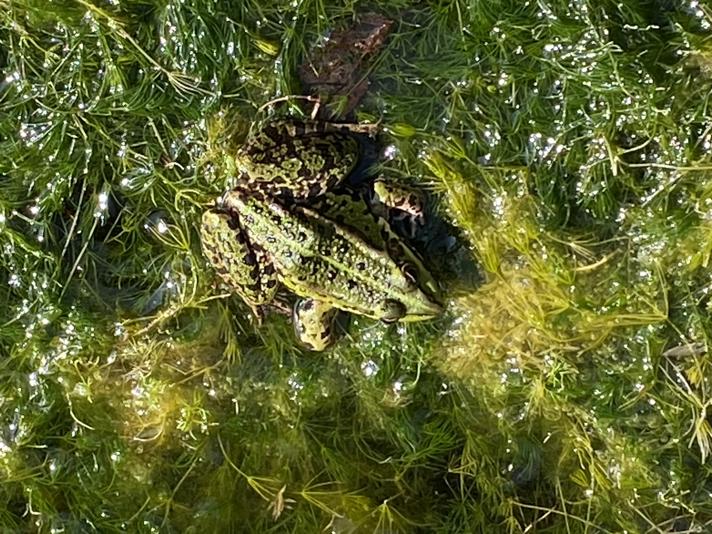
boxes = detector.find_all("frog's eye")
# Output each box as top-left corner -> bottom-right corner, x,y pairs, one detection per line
381,299 -> 406,324
400,262 -> 419,286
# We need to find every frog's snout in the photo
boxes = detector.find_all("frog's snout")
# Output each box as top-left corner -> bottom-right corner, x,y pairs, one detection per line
406,298 -> 444,321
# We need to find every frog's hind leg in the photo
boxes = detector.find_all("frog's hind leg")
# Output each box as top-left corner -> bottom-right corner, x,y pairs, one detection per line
201,209 -> 279,319
292,298 -> 341,351
237,119 -> 368,202
269,119 -> 380,138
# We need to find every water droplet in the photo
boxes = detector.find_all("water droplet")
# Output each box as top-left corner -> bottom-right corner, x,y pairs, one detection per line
361,359 -> 379,377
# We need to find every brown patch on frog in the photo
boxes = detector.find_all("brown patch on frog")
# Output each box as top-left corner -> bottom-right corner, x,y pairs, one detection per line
299,13 -> 393,119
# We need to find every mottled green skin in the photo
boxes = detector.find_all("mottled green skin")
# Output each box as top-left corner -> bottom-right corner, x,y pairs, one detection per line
201,120 -> 441,350
201,209 -> 278,315
229,193 -> 440,318
308,189 -> 439,299
235,120 -> 360,200
371,178 -> 426,239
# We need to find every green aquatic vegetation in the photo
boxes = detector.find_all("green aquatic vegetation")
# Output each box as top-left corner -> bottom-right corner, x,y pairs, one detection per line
2,0 -> 712,531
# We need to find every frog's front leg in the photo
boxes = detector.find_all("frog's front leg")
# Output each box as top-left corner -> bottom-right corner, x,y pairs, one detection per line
292,298 -> 341,351
201,209 -> 279,318
370,178 -> 426,239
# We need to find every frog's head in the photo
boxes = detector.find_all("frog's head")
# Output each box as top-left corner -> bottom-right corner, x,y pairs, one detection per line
381,259 -> 443,322
378,287 -> 443,324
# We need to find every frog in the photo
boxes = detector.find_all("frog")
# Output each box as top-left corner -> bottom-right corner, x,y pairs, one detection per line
201,119 -> 441,350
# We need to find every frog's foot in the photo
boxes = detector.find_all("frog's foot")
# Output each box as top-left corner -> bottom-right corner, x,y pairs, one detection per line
292,298 -> 341,351
234,120 -> 363,202
370,178 -> 426,239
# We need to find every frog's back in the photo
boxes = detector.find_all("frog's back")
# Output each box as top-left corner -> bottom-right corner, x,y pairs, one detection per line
309,191 -> 441,303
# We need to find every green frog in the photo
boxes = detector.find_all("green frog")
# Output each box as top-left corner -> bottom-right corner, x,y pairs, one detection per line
201,120 -> 441,350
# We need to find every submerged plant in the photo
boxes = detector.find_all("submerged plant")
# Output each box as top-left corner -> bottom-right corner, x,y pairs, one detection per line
1,0 -> 712,531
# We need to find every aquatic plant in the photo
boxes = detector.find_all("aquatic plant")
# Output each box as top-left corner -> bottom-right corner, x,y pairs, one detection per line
1,0 -> 711,531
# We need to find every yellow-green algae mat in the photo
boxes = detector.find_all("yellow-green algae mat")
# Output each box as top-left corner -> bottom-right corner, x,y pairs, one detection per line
1,0 -> 712,532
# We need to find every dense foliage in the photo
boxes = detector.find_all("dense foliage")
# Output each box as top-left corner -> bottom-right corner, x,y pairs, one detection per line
2,0 -> 712,531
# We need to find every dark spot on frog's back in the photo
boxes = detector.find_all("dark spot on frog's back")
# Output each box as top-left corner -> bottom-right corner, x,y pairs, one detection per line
247,281 -> 260,292
227,215 -> 240,230
242,253 -> 256,266
308,182 -> 326,197
266,175 -> 285,186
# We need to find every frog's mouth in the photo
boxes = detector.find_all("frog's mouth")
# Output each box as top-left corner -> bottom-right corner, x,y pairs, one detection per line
318,293 -> 443,324
380,293 -> 442,323
401,299 -> 444,322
